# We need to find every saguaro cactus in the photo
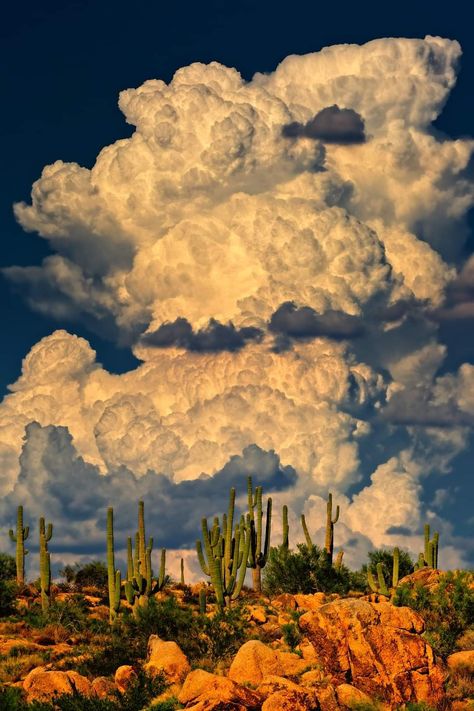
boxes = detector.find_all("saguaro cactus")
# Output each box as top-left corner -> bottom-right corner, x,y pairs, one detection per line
180,558 -> 185,586
367,547 -> 400,598
424,524 -> 439,569
196,488 -> 251,608
39,517 -> 53,612
282,505 -> 289,551
415,524 -> 439,570
124,501 -> 166,616
199,588 -> 207,615
301,492 -> 340,564
107,507 -> 121,623
9,506 -> 29,585
246,477 -> 272,593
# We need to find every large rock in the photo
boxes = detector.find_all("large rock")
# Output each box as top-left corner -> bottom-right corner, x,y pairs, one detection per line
262,689 -> 316,710
447,650 -> 474,674
91,676 -> 116,699
294,593 -> 326,611
178,669 -> 260,709
335,683 -> 373,708
23,667 -> 92,703
299,598 -> 446,707
114,665 -> 137,693
144,635 -> 191,683
228,640 -> 308,685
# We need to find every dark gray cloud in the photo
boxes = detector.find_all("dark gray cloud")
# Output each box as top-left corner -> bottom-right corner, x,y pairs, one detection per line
269,302 -> 365,342
382,386 -> 474,428
141,318 -> 263,352
0,423 -> 296,559
282,105 -> 366,144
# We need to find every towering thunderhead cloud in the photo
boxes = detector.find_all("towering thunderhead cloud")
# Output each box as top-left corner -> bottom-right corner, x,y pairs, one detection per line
1,36 -> 474,571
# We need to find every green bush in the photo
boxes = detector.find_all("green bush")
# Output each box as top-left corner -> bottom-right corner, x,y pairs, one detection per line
21,596 -> 107,636
281,621 -> 301,651
393,571 -> 474,657
0,578 -> 17,616
263,543 -> 352,596
0,553 -> 17,581
60,562 -> 108,593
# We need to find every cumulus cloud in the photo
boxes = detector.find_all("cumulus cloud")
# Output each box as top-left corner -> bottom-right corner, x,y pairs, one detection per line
282,105 -> 366,144
2,36 -> 474,567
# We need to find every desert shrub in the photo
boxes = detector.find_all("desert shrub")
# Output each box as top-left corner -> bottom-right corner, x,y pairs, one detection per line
60,562 -> 108,593
263,543 -> 352,595
0,578 -> 17,616
281,621 -> 301,651
393,571 -> 474,657
0,553 -> 17,581
200,606 -> 248,663
22,596 -> 107,636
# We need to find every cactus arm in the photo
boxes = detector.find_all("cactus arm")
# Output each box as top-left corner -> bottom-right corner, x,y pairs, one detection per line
256,487 -> 263,561
247,477 -> 254,522
376,563 -> 389,596
224,489 -> 235,574
199,588 -> 207,614
424,524 -> 430,564
282,505 -> 289,550
262,497 -> 272,564
196,540 -> 210,576
367,568 -> 378,593
39,516 -> 53,612
8,530 -> 16,542
392,547 -> 400,588
158,548 -> 166,588
231,517 -> 251,600
301,514 -> 313,549
106,507 -> 120,622
433,532 -> 439,569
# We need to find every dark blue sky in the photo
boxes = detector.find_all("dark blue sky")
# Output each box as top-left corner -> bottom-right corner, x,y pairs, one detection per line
1,0 -> 474,395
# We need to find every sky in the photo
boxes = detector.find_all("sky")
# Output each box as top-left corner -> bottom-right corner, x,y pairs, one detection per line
1,0 -> 473,579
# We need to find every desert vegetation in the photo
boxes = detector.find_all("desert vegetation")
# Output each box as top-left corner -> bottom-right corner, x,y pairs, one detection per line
0,478 -> 472,710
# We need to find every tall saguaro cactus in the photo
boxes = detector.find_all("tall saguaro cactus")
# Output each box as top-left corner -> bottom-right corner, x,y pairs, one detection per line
325,493 -> 339,564
107,507 -> 121,623
125,501 -> 166,616
196,488 -> 251,608
301,492 -> 340,565
9,506 -> 29,585
39,517 -> 53,613
246,477 -> 272,593
415,524 -> 439,570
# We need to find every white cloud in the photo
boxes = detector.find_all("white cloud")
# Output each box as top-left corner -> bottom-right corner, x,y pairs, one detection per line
2,36 -> 474,568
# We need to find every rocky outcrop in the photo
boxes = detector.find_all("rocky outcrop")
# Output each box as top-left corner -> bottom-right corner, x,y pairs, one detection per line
299,598 -> 446,707
447,650 -> 474,673
144,635 -> 191,683
114,664 -> 137,693
178,668 -> 261,710
228,640 -> 308,685
22,667 -> 92,703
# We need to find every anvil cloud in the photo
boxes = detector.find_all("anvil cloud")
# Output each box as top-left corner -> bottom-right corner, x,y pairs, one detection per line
1,36 -> 474,573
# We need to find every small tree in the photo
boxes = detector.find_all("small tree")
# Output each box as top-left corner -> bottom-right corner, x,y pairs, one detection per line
0,553 -> 16,582
263,543 -> 352,596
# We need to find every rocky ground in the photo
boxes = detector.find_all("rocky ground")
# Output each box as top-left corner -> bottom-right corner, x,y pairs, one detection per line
0,571 -> 473,710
